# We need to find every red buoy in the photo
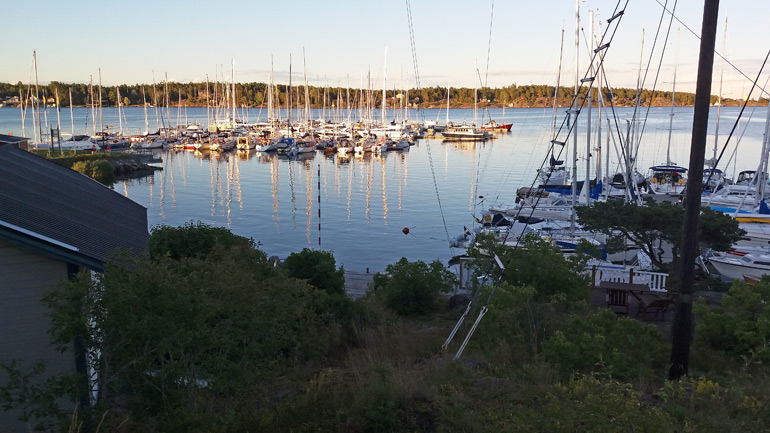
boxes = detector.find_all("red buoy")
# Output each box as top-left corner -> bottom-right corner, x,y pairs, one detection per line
402,227 -> 410,235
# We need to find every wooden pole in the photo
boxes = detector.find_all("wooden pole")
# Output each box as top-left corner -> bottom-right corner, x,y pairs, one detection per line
669,0 -> 720,380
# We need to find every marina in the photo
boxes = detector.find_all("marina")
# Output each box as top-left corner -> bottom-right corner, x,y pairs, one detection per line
2,105 -> 767,273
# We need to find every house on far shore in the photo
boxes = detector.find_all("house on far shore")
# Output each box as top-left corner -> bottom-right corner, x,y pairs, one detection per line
0,134 -> 30,151
0,144 -> 148,432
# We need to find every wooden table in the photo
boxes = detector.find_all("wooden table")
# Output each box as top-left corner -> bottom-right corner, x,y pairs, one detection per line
599,281 -> 651,315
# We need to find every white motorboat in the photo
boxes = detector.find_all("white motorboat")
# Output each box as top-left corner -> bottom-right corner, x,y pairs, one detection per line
708,250 -> 770,280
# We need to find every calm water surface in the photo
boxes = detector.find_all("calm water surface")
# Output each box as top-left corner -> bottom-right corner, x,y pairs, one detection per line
1,105 -> 767,271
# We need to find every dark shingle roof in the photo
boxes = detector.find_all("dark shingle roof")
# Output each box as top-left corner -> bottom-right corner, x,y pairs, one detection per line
0,146 -> 148,269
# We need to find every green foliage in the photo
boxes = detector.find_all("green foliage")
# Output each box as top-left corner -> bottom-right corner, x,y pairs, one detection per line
282,248 -> 345,295
71,159 -> 115,184
149,221 -> 256,260
3,81 -> 747,109
513,375 -> 676,432
34,225 -> 358,431
542,310 -> 668,381
372,258 -> 456,316
695,278 -> 770,363
576,199 -> 744,272
469,283 -> 578,362
467,233 -> 591,304
0,360 -> 80,432
661,376 -> 770,432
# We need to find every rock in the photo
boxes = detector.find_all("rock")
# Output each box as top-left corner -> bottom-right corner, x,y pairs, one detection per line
448,293 -> 471,311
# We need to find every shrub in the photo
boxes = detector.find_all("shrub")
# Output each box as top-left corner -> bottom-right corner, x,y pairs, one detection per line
695,277 -> 770,363
71,159 -> 115,184
149,221 -> 257,260
467,283 -> 579,363
541,309 -> 667,381
467,233 -> 591,305
372,258 -> 456,316
282,248 -> 345,295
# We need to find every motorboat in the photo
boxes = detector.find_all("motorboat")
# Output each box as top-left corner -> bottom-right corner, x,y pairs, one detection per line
441,124 -> 491,141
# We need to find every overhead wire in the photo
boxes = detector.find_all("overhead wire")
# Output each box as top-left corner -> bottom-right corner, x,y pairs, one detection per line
405,0 -> 455,257
654,0 -> 770,97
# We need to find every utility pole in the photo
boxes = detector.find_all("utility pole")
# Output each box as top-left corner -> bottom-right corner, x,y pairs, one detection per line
669,0 -> 719,380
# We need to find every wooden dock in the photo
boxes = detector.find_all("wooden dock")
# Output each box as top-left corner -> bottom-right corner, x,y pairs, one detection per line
344,270 -> 374,299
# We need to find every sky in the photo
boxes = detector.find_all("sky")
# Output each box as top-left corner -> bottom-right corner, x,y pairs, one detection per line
3,0 -> 768,100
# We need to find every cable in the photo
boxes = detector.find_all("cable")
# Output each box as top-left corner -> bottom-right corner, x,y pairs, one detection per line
405,0 -> 454,256
654,0 -> 770,97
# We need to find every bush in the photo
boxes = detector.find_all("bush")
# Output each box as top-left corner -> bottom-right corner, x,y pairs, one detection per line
464,283 -> 583,363
37,242 -> 345,431
373,258 -> 456,316
71,159 -> 115,184
695,277 -> 770,363
467,233 -> 591,305
149,221 -> 257,260
282,248 -> 345,295
542,309 -> 667,381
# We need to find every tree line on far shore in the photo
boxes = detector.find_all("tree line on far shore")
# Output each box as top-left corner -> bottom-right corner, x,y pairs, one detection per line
1,80 -> 762,111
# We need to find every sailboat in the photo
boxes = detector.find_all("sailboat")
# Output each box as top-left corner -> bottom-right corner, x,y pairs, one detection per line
647,29 -> 687,196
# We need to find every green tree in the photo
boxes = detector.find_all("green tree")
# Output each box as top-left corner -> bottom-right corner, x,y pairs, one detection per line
466,233 -> 592,304
5,225 -> 354,431
282,248 -> 345,295
576,199 -> 744,272
372,258 -> 455,316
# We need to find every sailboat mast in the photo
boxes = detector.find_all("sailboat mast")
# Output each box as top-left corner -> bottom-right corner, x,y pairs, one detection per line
153,73 -> 160,132
117,87 -> 123,135
713,18 -> 727,163
596,22 -> 604,192
205,77 -> 210,128
267,59 -> 272,122
303,48 -> 310,131
164,72 -> 170,132
98,68 -> 103,136
54,88 -> 61,148
89,75 -> 96,137
583,10 -> 594,205
346,75 -> 351,127
666,28 -> 681,166
19,88 -> 26,139
382,46 -> 387,126
142,87 -> 149,133
33,51 -> 43,147
552,30 -> 563,140
570,0 -> 579,232
69,88 -> 74,136
288,54 -> 292,133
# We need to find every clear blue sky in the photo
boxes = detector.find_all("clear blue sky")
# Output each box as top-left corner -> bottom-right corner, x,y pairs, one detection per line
3,0 -> 768,99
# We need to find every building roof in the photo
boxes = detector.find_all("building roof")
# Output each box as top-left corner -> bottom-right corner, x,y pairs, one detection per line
0,134 -> 29,145
0,146 -> 148,270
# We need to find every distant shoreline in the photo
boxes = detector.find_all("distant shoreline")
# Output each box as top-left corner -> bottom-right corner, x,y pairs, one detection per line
0,102 -> 746,109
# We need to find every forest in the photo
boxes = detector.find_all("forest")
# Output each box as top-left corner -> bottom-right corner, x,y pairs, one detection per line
1,80 -> 758,111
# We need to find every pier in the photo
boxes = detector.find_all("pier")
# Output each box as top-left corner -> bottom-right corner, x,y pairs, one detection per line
344,270 -> 374,299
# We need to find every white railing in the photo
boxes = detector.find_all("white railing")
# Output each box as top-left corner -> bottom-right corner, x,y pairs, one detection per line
586,266 -> 669,292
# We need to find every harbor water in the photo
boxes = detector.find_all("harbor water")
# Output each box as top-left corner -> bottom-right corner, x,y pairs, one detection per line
1,105 -> 767,272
